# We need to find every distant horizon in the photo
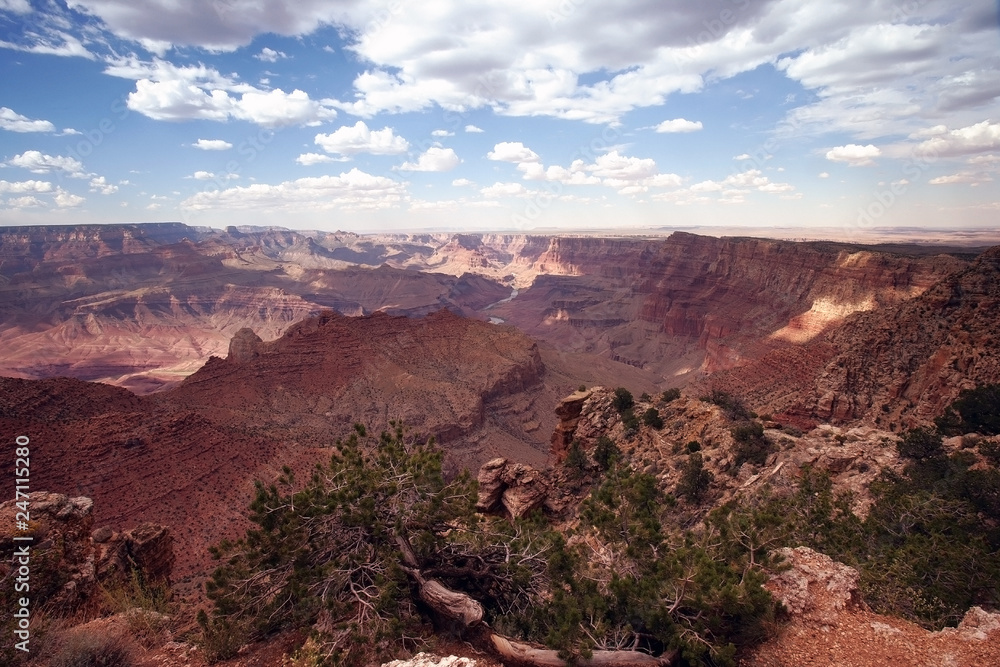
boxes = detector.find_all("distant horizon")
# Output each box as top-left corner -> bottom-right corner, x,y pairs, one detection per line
3,219 -> 1000,248
1,1 -> 998,234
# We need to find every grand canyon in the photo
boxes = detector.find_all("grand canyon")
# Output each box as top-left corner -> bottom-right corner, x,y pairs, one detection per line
2,223 -> 999,667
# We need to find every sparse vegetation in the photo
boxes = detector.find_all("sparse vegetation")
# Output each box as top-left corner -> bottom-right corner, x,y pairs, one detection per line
593,434 -> 621,470
49,628 -> 135,667
702,389 -> 754,421
642,406 -> 663,429
677,452 -> 713,503
612,387 -> 634,413
661,387 -> 681,403
731,421 -> 774,468
935,383 -> 1000,436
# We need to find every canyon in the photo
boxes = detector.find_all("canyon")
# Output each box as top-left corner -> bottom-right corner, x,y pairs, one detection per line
3,223 -> 1000,665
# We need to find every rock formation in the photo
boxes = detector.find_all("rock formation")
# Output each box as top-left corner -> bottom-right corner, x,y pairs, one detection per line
476,458 -> 549,518
748,547 -> 1000,666
0,492 -> 173,610
550,388 -> 592,462
0,310 -> 555,580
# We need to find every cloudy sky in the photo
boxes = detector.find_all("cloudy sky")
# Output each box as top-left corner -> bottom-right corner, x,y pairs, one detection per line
0,0 -> 998,233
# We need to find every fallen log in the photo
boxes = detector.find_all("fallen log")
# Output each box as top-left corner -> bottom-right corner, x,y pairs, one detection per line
490,634 -> 676,667
395,532 -> 676,666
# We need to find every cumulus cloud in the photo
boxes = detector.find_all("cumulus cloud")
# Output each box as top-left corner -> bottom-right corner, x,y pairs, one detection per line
398,147 -> 461,172
487,142 -> 540,163
88,176 -> 118,194
825,144 -> 881,167
915,121 -> 1000,158
929,171 -> 993,186
314,121 -> 409,156
296,152 -> 344,166
105,57 -> 337,126
255,47 -> 287,62
181,168 -> 408,212
431,129 -> 454,137
4,151 -> 88,177
0,179 -> 54,194
0,107 -> 56,133
480,182 -> 529,198
192,138 -> 233,150
451,178 -> 474,187
655,118 -> 702,133
54,189 -> 85,208
464,125 -> 484,133
6,196 -> 45,208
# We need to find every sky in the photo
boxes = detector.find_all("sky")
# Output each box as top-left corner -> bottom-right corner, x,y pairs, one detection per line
0,0 -> 998,234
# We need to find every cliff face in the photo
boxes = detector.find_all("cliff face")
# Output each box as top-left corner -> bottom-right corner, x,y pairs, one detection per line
704,245 -> 1000,428
490,233 -> 966,380
0,310 -> 554,580
805,245 -> 1000,427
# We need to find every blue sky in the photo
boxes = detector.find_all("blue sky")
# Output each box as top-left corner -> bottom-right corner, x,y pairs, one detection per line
0,0 -> 998,234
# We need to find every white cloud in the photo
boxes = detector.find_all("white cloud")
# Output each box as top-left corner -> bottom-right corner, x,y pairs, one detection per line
181,168 -> 408,212
89,176 -> 118,194
54,189 -> 84,208
480,182 -> 529,198
106,57 -> 337,126
915,121 -> 1000,158
655,118 -> 702,133
431,129 -> 454,137
255,47 -> 287,62
487,142 -> 540,163
818,172 -> 830,178
451,178 -> 474,187
0,179 -> 54,194
399,147 -> 461,172
464,125 -> 484,133
187,171 -> 217,181
296,152 -> 344,166
0,0 -> 32,14
825,144 -> 881,167
192,138 -> 233,151
929,172 -> 993,186
4,151 -> 88,177
0,107 -> 56,133
6,196 -> 45,208
733,153 -> 752,160
314,121 -> 409,156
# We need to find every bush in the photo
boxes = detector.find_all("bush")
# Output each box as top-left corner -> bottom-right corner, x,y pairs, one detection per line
731,421 -> 773,468
612,387 -> 634,413
935,384 -> 1000,435
897,427 -> 945,461
677,453 -> 713,503
50,629 -> 134,667
578,384 -> 587,392
702,389 -> 753,421
661,388 -> 681,403
686,440 -> 701,453
641,407 -> 663,430
593,435 -> 621,471
565,440 -> 589,479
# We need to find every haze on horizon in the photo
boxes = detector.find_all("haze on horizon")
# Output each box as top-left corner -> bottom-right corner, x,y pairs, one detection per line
0,0 -> 998,235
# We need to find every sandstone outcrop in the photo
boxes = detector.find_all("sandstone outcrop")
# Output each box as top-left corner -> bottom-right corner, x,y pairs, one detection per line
746,547 -> 1000,666
0,492 -> 173,610
550,388 -> 592,463
476,458 -> 548,518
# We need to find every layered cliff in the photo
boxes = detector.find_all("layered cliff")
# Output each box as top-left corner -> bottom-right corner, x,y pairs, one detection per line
0,310 -> 556,580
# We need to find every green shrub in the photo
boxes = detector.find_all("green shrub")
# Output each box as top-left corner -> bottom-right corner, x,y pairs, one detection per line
702,389 -> 753,421
593,435 -> 621,470
661,388 -> 681,403
612,387 -> 634,413
935,383 -> 1000,435
686,440 -> 701,453
641,407 -> 663,430
677,453 -> 713,503
565,440 -> 589,479
731,421 -> 773,468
